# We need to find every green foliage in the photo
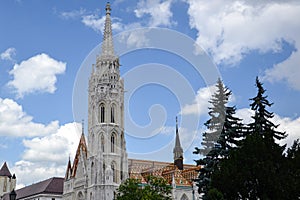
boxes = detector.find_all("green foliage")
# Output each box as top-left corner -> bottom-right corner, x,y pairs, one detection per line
207,188 -> 224,200
194,78 -> 243,199
247,77 -> 287,141
211,133 -> 287,199
206,77 -> 298,199
285,139 -> 300,199
116,176 -> 172,200
195,77 -> 300,199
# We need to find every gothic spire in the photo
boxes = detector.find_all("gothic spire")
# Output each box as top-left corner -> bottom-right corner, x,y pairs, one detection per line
173,117 -> 183,170
101,2 -> 115,58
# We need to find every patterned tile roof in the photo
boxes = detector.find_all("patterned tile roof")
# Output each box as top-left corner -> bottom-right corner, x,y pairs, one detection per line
128,159 -> 200,187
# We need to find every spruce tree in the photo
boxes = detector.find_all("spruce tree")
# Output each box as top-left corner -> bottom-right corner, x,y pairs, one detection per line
285,139 -> 300,199
211,77 -> 288,199
194,78 -> 243,199
247,77 -> 287,141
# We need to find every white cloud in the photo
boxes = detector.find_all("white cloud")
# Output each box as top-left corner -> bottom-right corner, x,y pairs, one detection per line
0,97 -> 82,186
263,51 -> 300,90
1,47 -> 16,62
60,8 -> 86,19
82,14 -> 124,33
0,98 -> 59,137
181,85 -> 216,116
22,122 -> 82,165
118,28 -> 150,48
13,160 -> 66,188
7,53 -> 66,98
12,122 -> 82,187
135,0 -> 175,27
185,0 -> 300,89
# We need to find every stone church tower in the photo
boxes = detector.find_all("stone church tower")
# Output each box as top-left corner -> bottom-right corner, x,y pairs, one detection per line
63,3 -> 128,200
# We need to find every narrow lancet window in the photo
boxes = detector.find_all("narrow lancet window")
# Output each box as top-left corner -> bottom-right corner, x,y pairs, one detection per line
101,135 -> 105,152
111,162 -> 116,183
99,104 -> 105,123
111,105 -> 115,123
111,133 -> 115,153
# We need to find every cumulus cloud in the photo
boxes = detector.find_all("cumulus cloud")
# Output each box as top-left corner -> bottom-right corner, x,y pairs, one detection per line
185,0 -> 300,89
1,47 -> 16,62
81,14 -> 125,33
118,28 -> 150,48
7,53 -> 66,98
0,97 -> 82,186
181,85 -> 216,116
135,0 -> 175,27
60,8 -> 86,19
12,122 -> 82,187
22,122 -> 82,165
263,51 -> 300,90
0,98 -> 59,137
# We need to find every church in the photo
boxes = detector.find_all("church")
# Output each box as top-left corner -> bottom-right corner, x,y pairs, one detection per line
61,3 -> 200,200
62,3 -> 200,200
1,3 -> 200,200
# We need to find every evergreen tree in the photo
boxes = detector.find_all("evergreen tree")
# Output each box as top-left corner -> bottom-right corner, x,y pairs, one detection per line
211,77 -> 288,199
247,77 -> 287,141
194,78 -> 243,199
199,78 -> 230,156
285,139 -> 300,199
212,133 -> 287,199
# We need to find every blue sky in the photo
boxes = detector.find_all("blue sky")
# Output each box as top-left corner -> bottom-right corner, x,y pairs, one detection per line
0,0 -> 300,187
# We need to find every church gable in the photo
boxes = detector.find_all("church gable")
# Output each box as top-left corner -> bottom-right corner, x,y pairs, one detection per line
71,133 -> 88,178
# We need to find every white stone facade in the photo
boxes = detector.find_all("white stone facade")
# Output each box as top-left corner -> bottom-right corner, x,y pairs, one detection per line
62,3 -> 128,200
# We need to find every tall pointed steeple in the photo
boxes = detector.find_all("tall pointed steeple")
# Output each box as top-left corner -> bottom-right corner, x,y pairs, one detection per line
173,117 -> 183,170
101,2 -> 115,58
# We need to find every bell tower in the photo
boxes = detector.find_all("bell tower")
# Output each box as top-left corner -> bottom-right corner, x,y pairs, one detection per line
87,2 -> 128,199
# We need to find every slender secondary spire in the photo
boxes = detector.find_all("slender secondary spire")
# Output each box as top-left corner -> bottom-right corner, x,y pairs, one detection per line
173,117 -> 183,170
101,2 -> 115,57
174,117 -> 183,155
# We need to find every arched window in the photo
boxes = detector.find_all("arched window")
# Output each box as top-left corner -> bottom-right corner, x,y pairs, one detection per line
120,132 -> 124,149
111,104 -> 115,123
98,103 -> 105,123
91,162 -> 94,185
111,162 -> 116,183
101,135 -> 105,152
77,192 -> 84,200
111,133 -> 115,153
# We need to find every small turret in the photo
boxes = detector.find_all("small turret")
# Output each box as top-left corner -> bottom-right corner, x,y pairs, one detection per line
0,162 -> 16,196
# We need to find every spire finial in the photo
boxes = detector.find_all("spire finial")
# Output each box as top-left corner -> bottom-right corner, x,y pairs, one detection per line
176,116 -> 178,133
106,2 -> 111,15
81,119 -> 84,134
101,2 -> 115,57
